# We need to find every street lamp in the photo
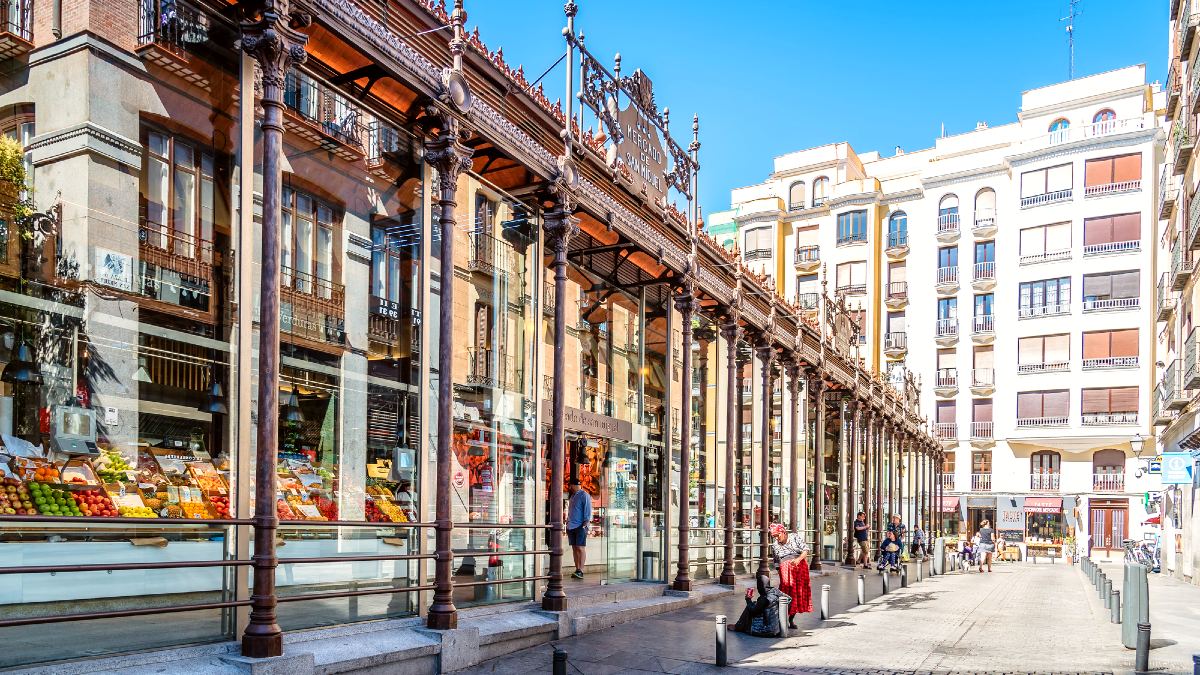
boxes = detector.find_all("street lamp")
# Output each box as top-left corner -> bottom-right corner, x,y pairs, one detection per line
1131,433 -> 1145,460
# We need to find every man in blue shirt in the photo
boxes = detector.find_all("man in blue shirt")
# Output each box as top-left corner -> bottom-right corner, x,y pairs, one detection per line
567,478 -> 593,579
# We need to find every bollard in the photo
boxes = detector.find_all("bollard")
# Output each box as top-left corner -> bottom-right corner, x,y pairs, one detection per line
553,648 -> 568,675
1111,590 -> 1120,624
778,597 -> 791,638
916,559 -> 923,582
882,569 -> 890,594
715,615 -> 728,667
1103,578 -> 1112,608
1135,622 -> 1151,673
1192,654 -> 1199,675
1099,572 -> 1107,599
820,584 -> 830,620
901,564 -> 909,588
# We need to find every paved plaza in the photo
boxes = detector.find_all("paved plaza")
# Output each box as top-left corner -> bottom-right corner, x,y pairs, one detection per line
459,561 -> 1200,675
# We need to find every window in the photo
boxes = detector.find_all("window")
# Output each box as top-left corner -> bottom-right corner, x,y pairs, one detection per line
888,261 -> 906,297
788,181 -> 806,210
797,273 -> 819,307
835,260 -> 867,293
1083,213 -> 1140,254
974,188 -> 997,226
1019,222 -> 1071,262
938,245 -> 959,268
973,399 -> 993,425
938,194 -> 960,231
937,349 -> 956,370
974,241 -> 994,264
1049,118 -> 1070,132
888,211 -> 907,247
836,210 -> 868,244
937,297 -> 957,319
143,129 -> 220,260
1082,270 -> 1139,311
2,116 -> 34,193
370,216 -> 420,306
1093,109 -> 1116,123
972,451 -> 992,473
1016,390 -> 1070,425
974,293 -> 994,316
1084,153 -> 1141,195
1093,449 -> 1126,474
1019,277 -> 1070,317
812,176 -> 829,206
282,185 -> 338,297
1033,451 -> 1061,474
1018,334 -> 1069,373
886,311 -> 905,335
937,400 -> 957,424
474,191 -> 497,232
1082,329 -> 1138,369
743,226 -> 772,260
1082,387 -> 1138,424
1020,164 -> 1073,206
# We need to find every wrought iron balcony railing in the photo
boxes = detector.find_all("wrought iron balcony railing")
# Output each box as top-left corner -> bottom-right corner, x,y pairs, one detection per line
1093,473 -> 1125,492
137,0 -> 209,58
1029,473 -> 1060,491
971,473 -> 992,491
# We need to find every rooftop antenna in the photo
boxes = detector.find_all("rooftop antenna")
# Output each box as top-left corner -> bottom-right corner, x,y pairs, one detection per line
1061,0 -> 1081,80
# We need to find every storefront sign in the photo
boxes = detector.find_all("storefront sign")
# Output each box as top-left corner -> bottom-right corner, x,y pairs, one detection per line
1024,497 -> 1062,514
1149,456 -> 1162,474
615,80 -> 667,203
543,402 -> 634,442
370,296 -> 401,320
94,248 -> 133,291
1161,452 -> 1194,485
997,498 -> 1025,531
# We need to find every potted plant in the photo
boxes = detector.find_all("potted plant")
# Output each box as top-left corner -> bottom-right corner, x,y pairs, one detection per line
1064,535 -> 1077,564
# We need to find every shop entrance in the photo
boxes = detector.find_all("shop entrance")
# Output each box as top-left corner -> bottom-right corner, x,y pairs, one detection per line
561,433 -> 644,584
1089,499 -> 1128,553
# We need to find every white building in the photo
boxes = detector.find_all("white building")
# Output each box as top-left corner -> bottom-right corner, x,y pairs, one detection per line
715,65 -> 1164,558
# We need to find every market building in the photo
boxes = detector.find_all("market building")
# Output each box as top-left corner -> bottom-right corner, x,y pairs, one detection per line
0,0 -> 938,671
716,65 -> 1164,564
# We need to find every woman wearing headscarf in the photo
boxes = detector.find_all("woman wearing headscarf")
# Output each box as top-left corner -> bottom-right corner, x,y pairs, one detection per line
769,522 -> 812,628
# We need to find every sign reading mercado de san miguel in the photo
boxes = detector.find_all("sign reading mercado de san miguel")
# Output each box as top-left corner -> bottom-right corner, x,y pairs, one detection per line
614,71 -> 668,204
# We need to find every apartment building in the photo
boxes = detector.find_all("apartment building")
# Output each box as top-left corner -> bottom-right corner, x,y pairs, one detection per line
716,65 -> 1163,558
1156,0 -> 1200,585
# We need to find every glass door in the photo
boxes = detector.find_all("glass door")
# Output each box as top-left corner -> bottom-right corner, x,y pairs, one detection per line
607,442 -> 640,582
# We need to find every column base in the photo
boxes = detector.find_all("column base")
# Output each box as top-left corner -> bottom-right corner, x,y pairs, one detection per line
672,579 -> 693,592
426,609 -> 458,630
240,633 -> 283,660
718,571 -> 737,585
541,593 -> 567,611
810,559 -> 823,571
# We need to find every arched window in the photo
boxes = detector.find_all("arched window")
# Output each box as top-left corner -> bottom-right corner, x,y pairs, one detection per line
1049,118 -> 1070,132
974,188 -> 996,227
1093,109 -> 1116,123
1031,450 -> 1060,490
888,211 -> 907,248
938,194 -> 959,231
787,181 -> 806,210
812,176 -> 829,207
1092,448 -> 1126,491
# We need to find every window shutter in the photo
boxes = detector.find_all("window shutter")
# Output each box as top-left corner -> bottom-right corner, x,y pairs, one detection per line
1082,331 -> 1110,359
851,261 -> 867,285
1018,337 -> 1041,365
1113,154 -> 1141,183
1017,392 -> 1040,418
1083,216 -> 1113,246
974,346 -> 994,369
973,399 -> 993,423
1021,170 -> 1043,198
1046,222 -> 1071,251
1047,164 -> 1073,192
888,312 -> 906,333
1111,329 -> 1138,357
890,262 -> 907,283
1044,390 -> 1070,418
1112,213 -> 1141,242
1084,273 -> 1112,298
1084,157 -> 1111,187
1045,334 -> 1070,363
1111,270 -> 1140,298
837,264 -> 851,287
937,401 -> 956,424
1082,388 -> 1109,414
1110,386 -> 1138,412
1020,227 -> 1045,255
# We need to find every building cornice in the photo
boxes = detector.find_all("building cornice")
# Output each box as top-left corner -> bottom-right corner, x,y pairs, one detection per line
1006,127 -> 1161,167
921,163 -> 1010,190
1016,85 -> 1148,121
27,121 -> 142,170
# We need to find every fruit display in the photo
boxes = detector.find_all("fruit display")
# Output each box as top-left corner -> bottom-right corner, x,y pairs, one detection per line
208,495 -> 230,519
118,505 -> 158,518
365,498 -> 390,523
73,489 -> 117,518
276,499 -> 297,520
94,450 -> 134,484
181,501 -> 211,519
29,483 -> 82,517
32,465 -> 60,483
0,477 -> 33,515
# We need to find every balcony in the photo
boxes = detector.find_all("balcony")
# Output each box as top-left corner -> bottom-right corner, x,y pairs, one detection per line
542,281 -> 556,315
1019,249 -> 1071,266
973,212 -> 997,238
971,473 -> 992,492
970,421 -> 994,443
1082,412 -> 1138,426
935,266 -> 959,293
796,292 -> 820,312
468,231 -> 518,276
367,305 -> 419,351
1018,303 -> 1070,319
1029,473 -> 1061,492
1181,0 -> 1197,55
1025,117 -> 1148,150
971,368 -> 995,395
1162,359 -> 1190,410
934,318 -> 958,346
971,314 -> 995,343
885,281 -> 908,309
794,245 -> 820,271
1185,329 -> 1200,390
137,225 -> 215,318
1093,473 -> 1125,493
885,231 -> 909,258
744,248 -> 773,262
365,119 -> 411,180
1153,388 -> 1178,426
940,474 -> 956,492
1173,117 -> 1195,175
467,348 -> 517,391
934,368 -> 958,396
971,262 -> 995,291
1082,240 -> 1139,257
933,423 -> 958,443
0,0 -> 32,60
1160,168 -> 1178,219
1168,60 -> 1182,120
1018,361 -> 1069,375
1189,202 -> 1200,251
1015,416 -> 1068,428
282,70 -> 367,162
883,331 -> 907,357
1020,189 -> 1073,209
1084,179 -> 1141,198
1082,297 -> 1139,313
936,213 -> 960,241
1082,356 -> 1138,371
281,267 -> 347,349
836,283 -> 867,297
1158,273 -> 1177,322
1173,246 -> 1194,290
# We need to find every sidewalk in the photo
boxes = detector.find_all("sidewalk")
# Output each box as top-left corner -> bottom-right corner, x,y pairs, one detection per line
1093,558 -> 1200,673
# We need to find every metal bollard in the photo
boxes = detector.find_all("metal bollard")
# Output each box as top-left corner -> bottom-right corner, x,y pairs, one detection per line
1099,572 -> 1107,599
1111,590 -> 1120,624
553,648 -> 568,675
882,569 -> 890,594
820,584 -> 830,620
916,559 -> 923,582
900,564 -> 909,588
778,597 -> 791,638
715,615 -> 728,667
1192,654 -> 1199,675
857,574 -> 865,605
1103,578 -> 1112,608
1135,622 -> 1151,674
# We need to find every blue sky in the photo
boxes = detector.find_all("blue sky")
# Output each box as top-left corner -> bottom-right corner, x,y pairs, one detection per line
465,1 -> 1166,214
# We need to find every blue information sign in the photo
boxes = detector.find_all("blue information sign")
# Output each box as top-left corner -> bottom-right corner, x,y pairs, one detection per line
1161,452 -> 1194,485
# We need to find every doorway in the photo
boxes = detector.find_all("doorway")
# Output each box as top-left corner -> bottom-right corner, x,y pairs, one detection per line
1089,499 -> 1128,554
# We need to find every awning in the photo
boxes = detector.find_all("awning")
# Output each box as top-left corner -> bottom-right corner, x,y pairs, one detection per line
1144,514 -> 1161,525
939,496 -> 959,512
1024,497 -> 1063,514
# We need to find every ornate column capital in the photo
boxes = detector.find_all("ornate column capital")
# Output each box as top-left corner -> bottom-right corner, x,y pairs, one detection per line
755,341 -> 775,368
542,198 -> 579,256
673,280 -> 698,316
719,314 -> 741,343
424,115 -> 473,195
239,0 -> 310,88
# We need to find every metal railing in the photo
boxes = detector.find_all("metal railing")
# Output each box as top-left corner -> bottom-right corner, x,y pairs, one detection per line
744,248 -> 773,261
281,266 -> 347,346
971,473 -> 992,491
1082,297 -> 1139,312
1189,198 -> 1200,249
971,421 -> 994,440
1020,189 -> 1073,208
940,474 -> 956,491
1186,329 -> 1200,390
1082,356 -> 1138,370
1172,245 -> 1194,290
1161,359 -> 1189,409
972,314 -> 994,335
1084,179 -> 1141,197
836,232 -> 867,246
887,231 -> 908,249
836,283 -> 867,295
1160,167 -> 1177,217
468,231 -> 517,276
933,422 -> 958,440
1082,412 -> 1138,426
887,281 -> 907,300
467,348 -> 517,391
1018,303 -> 1070,319
1030,473 -> 1061,491
1015,416 -> 1069,428
796,292 -> 819,310
1082,240 -> 1139,256
137,0 -> 208,56
283,70 -> 366,151
1093,473 -> 1125,492
1158,273 -> 1176,322
935,318 -> 958,338
543,281 -> 556,314
936,213 -> 960,236
1019,249 -> 1071,265
973,211 -> 997,231
935,367 -> 958,388
884,331 -> 907,352
972,368 -> 994,388
936,266 -> 958,286
1025,118 -> 1147,149
2,0 -> 32,40
1018,361 -> 1069,374
973,261 -> 995,282
794,245 -> 819,265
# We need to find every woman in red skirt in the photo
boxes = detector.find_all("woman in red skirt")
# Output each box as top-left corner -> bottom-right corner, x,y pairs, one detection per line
769,522 -> 813,628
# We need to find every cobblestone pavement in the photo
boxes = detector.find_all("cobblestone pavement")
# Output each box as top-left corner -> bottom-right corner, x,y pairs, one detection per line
458,561 -> 1162,675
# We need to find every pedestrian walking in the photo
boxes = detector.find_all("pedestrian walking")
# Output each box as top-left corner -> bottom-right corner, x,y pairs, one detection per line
976,519 -> 995,573
769,522 -> 813,628
566,478 -> 592,579
853,511 -> 870,568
